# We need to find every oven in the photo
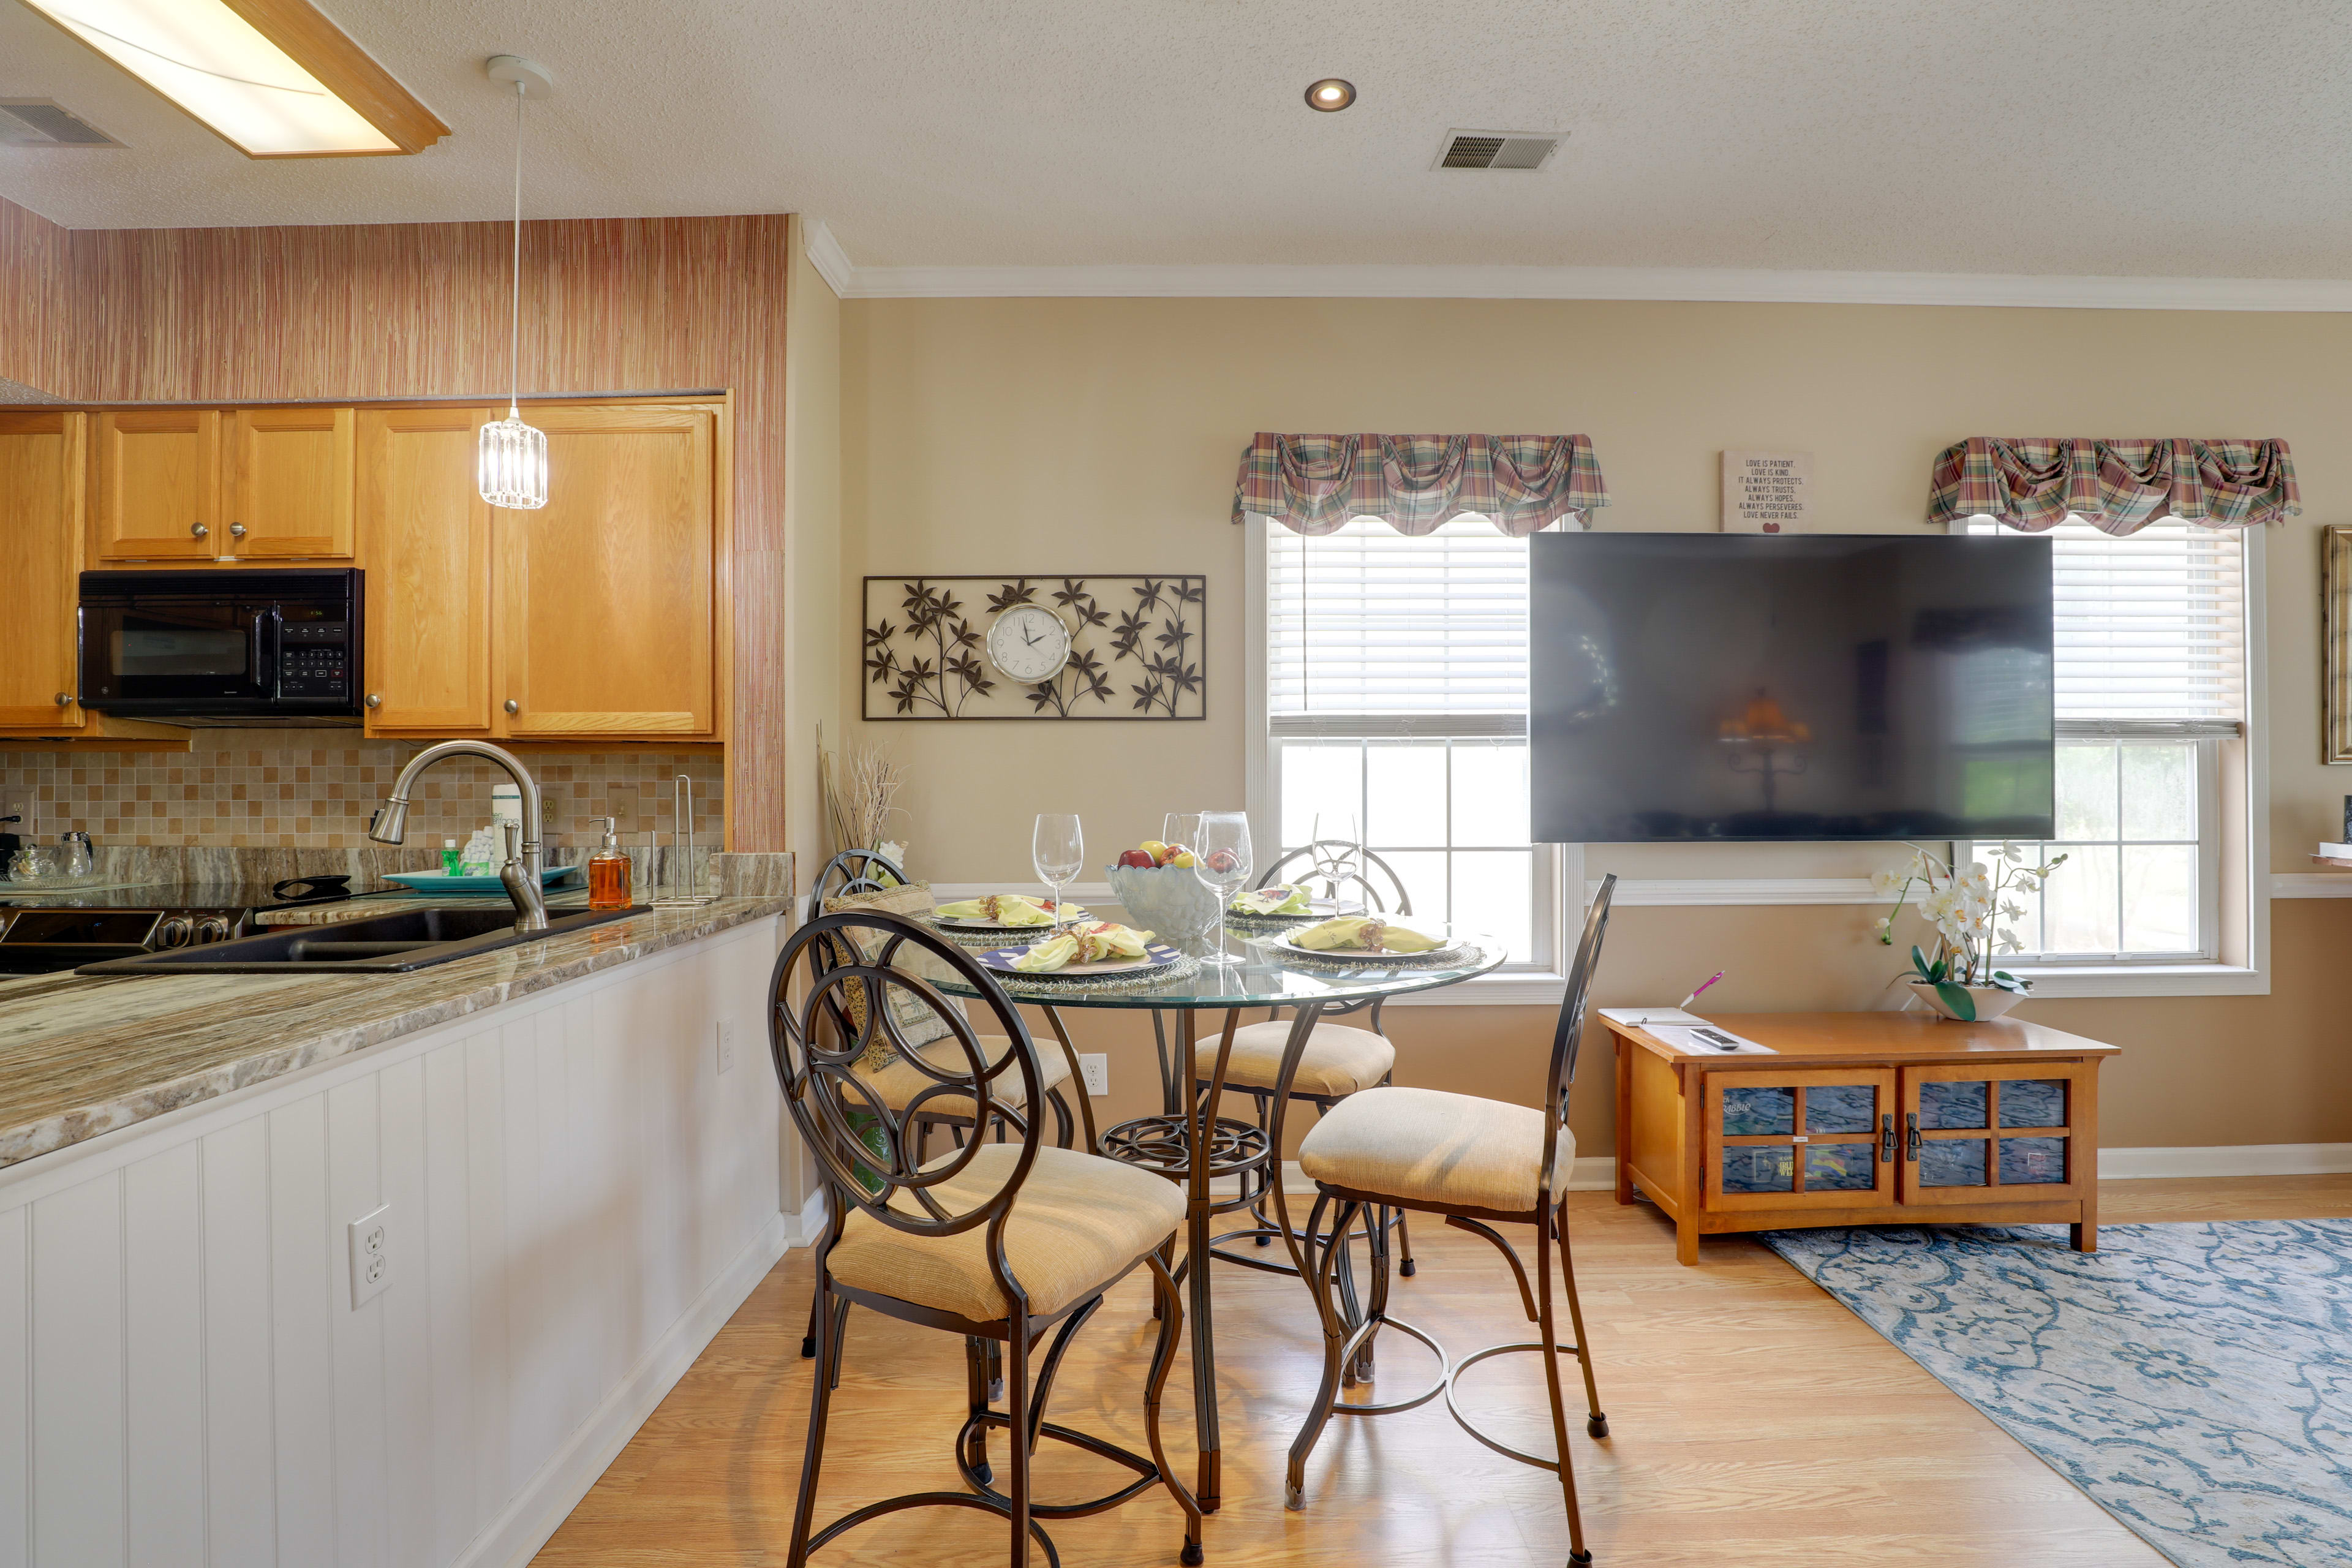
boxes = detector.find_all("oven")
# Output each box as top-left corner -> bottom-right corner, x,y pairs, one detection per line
77,568 -> 362,722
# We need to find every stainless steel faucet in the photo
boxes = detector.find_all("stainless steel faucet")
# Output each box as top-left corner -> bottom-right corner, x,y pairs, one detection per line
368,739 -> 548,932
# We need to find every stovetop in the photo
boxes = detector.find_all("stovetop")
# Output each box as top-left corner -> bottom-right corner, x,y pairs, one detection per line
0,878 -> 374,913
0,878 -> 377,973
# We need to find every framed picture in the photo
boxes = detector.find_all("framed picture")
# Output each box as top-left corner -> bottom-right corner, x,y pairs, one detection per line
2328,526 -> 2352,764
1721,450 -> 1811,533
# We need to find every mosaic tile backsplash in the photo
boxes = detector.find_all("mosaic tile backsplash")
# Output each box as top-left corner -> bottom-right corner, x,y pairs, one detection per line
0,731 -> 726,853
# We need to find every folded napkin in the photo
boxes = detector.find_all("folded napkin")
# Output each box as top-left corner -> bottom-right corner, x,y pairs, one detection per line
1289,915 -> 1444,954
936,894 -> 1058,926
1010,922 -> 1157,972
1231,884 -> 1311,916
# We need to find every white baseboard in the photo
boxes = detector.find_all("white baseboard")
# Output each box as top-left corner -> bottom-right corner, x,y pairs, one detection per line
2098,1142 -> 2352,1179
783,1188 -> 831,1248
464,1210 -> 792,1568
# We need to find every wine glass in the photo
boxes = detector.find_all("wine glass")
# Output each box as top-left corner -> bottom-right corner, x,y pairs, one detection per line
1032,813 -> 1084,930
1192,810 -> 1253,965
1161,812 -> 1201,859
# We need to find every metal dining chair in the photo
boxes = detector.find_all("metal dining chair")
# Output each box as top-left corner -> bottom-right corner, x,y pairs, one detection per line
772,908 -> 1204,1566
1282,875 -> 1617,1566
1201,840 -> 1420,1276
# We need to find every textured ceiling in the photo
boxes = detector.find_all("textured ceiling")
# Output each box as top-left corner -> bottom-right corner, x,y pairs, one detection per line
4,0 -> 2351,279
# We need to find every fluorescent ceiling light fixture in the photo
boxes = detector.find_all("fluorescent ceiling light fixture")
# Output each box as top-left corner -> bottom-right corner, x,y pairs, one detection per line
20,0 -> 447,157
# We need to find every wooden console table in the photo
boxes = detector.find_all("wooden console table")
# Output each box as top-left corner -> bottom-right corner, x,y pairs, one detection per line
1604,1011 -> 2120,1265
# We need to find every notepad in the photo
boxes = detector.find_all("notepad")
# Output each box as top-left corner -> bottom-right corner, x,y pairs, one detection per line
1599,1006 -> 1708,1029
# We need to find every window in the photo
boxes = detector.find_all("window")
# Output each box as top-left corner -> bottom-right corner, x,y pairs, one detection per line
1259,515 -> 1554,967
1960,517 -> 2247,964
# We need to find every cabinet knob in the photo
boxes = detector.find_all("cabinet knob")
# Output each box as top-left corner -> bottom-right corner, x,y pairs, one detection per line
54,692 -> 71,707
190,522 -> 209,539
229,522 -> 247,538
364,693 -> 382,709
505,698 -> 520,714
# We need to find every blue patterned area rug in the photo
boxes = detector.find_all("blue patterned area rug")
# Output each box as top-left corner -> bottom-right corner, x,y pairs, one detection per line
1762,1222 -> 2352,1568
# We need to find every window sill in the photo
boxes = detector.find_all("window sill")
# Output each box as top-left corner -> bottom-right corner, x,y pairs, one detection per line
1388,971 -> 1569,1007
2003,963 -> 2267,999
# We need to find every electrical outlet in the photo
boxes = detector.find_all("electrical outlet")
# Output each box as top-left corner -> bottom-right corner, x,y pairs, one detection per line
716,1016 -> 737,1075
347,1204 -> 390,1308
1079,1054 -> 1109,1096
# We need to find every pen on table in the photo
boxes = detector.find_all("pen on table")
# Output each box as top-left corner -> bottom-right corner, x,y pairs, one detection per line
1679,971 -> 1724,1010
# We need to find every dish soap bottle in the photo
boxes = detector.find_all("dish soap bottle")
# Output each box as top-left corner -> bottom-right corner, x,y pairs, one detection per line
588,816 -> 631,910
441,839 -> 462,876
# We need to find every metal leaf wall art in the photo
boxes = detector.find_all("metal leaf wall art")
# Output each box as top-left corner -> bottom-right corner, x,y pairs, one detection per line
861,575 -> 1207,721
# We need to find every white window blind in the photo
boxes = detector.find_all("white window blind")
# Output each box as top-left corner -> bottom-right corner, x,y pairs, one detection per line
1268,515 -> 1531,735
1967,516 -> 2245,731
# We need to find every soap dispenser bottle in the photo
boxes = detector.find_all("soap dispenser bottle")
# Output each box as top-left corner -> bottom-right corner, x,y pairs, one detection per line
589,816 -> 631,910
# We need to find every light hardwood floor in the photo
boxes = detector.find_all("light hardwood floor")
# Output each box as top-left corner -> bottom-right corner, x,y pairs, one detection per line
532,1174 -> 2352,1566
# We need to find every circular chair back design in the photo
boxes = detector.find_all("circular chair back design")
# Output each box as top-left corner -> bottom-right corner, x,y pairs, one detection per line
810,847 -> 908,905
771,908 -> 1043,1266
1256,839 -> 1413,916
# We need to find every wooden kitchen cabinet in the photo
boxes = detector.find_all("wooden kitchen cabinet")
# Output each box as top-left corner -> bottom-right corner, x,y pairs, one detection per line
0,411 -> 89,731
227,406 -> 355,558
356,406 -> 497,735
92,409 -> 220,560
494,402 -> 720,739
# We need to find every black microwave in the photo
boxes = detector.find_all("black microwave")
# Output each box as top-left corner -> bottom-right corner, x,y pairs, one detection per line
77,568 -> 363,722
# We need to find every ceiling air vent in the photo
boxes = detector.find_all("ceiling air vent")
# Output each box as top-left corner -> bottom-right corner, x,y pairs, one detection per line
0,99 -> 124,148
1434,129 -> 1561,171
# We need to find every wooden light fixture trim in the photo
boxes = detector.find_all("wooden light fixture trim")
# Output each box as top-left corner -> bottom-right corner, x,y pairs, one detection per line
217,0 -> 448,156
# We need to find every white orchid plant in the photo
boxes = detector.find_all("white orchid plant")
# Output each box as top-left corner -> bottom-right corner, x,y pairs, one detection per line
1872,842 -> 2066,1021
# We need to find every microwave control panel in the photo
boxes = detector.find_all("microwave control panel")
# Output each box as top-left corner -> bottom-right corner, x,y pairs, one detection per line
277,620 -> 351,699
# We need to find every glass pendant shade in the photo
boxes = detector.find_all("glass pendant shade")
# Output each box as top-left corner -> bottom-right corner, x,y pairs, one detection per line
478,412 -> 548,510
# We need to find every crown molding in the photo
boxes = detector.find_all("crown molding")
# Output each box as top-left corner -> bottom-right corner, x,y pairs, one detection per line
827,256 -> 2352,311
800,219 -> 853,299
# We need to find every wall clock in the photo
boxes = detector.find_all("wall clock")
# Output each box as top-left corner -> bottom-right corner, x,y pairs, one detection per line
862,575 -> 1206,721
986,603 -> 1073,683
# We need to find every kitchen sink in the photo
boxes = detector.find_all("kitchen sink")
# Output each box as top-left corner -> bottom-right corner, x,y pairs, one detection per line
77,905 -> 649,976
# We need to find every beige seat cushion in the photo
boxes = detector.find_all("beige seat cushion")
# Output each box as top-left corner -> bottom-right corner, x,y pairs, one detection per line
1298,1086 -> 1574,1217
827,1144 -> 1186,1321
1194,1019 -> 1394,1098
857,1033 -> 1071,1121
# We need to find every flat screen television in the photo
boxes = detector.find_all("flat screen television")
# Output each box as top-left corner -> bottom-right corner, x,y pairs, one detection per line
1530,533 -> 2054,843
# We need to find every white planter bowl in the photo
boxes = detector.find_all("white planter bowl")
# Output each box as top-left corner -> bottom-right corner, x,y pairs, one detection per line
1104,862 -> 1221,952
1908,981 -> 2026,1023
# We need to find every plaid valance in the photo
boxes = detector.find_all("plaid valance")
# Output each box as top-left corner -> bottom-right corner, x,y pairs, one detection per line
1231,432 -> 1610,536
1927,437 -> 2300,534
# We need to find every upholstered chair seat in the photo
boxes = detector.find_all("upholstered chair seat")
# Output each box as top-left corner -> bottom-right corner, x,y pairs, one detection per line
1298,1086 -> 1577,1217
826,1144 -> 1187,1321
859,1033 -> 1072,1120
1193,1019 -> 1395,1098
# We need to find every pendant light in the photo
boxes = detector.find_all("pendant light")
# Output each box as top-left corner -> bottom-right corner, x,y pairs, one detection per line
479,55 -> 552,510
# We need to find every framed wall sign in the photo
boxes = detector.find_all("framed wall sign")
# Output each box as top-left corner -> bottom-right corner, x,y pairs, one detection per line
1722,451 -> 1812,533
862,575 -> 1206,721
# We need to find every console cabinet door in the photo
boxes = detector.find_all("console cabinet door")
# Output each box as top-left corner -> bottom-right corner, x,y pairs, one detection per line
0,411 -> 88,730
1703,1068 -> 1899,1212
496,404 -> 717,738
93,409 -> 220,560
227,406 -> 355,559
1898,1061 -> 2095,1205
357,407 -> 496,734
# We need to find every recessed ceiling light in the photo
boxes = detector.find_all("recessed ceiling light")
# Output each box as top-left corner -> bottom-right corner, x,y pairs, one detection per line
1305,78 -> 1355,112
18,0 -> 447,157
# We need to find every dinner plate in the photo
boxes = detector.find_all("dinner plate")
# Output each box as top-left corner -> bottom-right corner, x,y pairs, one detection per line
1267,927 -> 1466,965
977,941 -> 1179,979
932,902 -> 1087,932
1226,895 -> 1362,922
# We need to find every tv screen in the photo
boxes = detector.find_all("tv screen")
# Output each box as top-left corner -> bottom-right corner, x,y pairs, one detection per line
1530,533 -> 2054,843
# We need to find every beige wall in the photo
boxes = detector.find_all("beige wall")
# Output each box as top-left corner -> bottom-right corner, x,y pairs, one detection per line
785,219 -> 845,883
839,295 -> 2352,1151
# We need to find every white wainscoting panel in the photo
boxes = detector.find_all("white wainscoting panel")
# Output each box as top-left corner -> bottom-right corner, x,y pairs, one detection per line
0,914 -> 790,1568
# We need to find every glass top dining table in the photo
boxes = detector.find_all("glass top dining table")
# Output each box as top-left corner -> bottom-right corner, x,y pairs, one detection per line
924,911 -> 1504,1518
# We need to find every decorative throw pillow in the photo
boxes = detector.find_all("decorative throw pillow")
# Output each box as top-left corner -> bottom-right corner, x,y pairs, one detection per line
818,882 -> 968,1070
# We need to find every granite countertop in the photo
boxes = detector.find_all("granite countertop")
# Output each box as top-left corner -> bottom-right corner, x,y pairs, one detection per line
0,895 -> 791,1173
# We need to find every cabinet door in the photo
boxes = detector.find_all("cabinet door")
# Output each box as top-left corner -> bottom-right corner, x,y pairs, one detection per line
227,407 -> 355,558
0,412 -> 88,729
357,407 -> 496,734
1703,1068 -> 1898,1211
497,404 -> 717,737
94,409 -> 221,559
1899,1062 -> 2094,1205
